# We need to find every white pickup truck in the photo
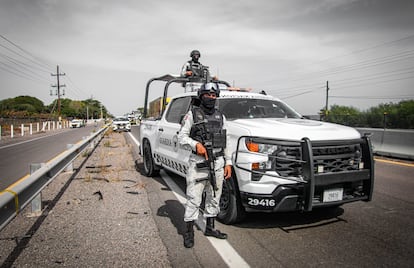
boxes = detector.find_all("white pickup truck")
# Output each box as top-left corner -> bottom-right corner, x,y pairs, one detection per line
139,75 -> 374,224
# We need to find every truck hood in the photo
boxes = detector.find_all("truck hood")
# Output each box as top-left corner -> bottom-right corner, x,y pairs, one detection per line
228,118 -> 361,141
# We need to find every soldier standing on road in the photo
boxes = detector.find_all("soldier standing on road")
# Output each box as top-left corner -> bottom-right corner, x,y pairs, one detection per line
178,82 -> 232,248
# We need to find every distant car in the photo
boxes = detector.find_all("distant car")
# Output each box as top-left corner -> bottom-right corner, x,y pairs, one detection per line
127,114 -> 137,125
112,117 -> 131,132
70,119 -> 85,128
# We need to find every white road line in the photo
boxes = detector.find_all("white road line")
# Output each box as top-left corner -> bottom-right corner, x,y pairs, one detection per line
0,131 -> 68,149
160,171 -> 250,268
128,132 -> 141,148
128,133 -> 250,268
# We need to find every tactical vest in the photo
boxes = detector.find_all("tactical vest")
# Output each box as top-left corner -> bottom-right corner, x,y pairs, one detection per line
190,106 -> 227,150
187,61 -> 203,77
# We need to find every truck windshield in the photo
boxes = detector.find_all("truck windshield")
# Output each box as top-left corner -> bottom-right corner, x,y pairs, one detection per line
217,98 -> 302,120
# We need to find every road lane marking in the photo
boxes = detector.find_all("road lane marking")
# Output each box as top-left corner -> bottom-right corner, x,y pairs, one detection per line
160,170 -> 250,268
2,174 -> 30,192
128,132 -> 140,148
128,132 -> 250,268
0,131 -> 71,150
375,157 -> 414,167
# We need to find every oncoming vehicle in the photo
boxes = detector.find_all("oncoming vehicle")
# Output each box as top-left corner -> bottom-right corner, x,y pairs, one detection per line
70,119 -> 84,128
139,74 -> 374,224
112,116 -> 131,132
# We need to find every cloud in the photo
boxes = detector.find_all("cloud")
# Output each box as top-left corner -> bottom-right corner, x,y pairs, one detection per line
1,0 -> 413,116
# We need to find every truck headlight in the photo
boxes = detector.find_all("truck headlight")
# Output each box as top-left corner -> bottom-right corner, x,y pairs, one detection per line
245,140 -> 302,181
246,141 -> 278,181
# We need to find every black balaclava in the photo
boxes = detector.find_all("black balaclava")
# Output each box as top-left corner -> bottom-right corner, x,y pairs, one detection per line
200,95 -> 216,114
192,54 -> 200,63
191,50 -> 200,63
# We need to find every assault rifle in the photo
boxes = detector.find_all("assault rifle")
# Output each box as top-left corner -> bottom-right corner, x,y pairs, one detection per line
187,63 -> 211,83
193,121 -> 218,193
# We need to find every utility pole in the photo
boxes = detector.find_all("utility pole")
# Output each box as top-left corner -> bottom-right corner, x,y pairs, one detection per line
325,80 -> 329,117
51,65 -> 66,116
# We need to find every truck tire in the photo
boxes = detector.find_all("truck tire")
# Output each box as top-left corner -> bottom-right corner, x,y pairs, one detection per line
218,172 -> 246,224
142,140 -> 160,177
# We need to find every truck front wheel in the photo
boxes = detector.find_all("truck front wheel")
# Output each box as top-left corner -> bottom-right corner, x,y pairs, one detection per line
142,140 -> 160,176
218,173 -> 246,224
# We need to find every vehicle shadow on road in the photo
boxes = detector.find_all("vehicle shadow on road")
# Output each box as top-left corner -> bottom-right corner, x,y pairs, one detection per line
234,206 -> 346,232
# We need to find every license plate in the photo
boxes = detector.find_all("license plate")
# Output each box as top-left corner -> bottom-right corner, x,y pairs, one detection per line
323,188 -> 343,202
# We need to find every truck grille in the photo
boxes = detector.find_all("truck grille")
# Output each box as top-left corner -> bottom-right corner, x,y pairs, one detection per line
312,143 -> 362,173
272,142 -> 363,177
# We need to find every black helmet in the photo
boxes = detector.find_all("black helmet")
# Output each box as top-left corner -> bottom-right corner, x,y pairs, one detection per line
198,82 -> 220,98
190,50 -> 200,58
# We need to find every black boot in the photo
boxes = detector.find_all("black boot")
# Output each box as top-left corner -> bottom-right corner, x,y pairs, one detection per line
204,217 -> 227,239
183,221 -> 195,248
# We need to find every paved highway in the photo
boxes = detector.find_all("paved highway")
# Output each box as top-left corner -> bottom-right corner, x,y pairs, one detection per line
129,126 -> 414,267
0,125 -> 101,191
1,125 -> 412,266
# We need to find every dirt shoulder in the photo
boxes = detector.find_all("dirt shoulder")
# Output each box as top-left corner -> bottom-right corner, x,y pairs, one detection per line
0,129 -> 170,267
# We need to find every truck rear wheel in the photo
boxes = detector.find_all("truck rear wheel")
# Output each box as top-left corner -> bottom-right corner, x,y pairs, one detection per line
218,172 -> 245,224
142,140 -> 160,176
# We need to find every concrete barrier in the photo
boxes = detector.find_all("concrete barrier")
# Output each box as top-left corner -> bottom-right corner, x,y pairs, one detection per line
356,128 -> 414,160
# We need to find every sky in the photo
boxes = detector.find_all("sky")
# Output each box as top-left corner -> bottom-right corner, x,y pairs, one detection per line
1,0 -> 414,117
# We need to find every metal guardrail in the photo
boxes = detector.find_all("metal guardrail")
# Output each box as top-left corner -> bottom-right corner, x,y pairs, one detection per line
356,128 -> 414,160
0,125 -> 109,231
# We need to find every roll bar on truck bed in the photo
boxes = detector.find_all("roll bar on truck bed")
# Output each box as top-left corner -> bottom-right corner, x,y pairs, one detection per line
142,74 -> 231,118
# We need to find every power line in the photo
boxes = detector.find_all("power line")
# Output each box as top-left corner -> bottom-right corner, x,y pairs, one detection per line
60,68 -> 89,100
260,33 -> 414,86
0,61 -> 50,83
0,54 -> 52,82
0,34 -> 54,70
331,95 -> 414,100
0,52 -> 51,74
0,43 -> 51,74
258,35 -> 414,101
332,75 -> 414,90
0,64 -> 46,85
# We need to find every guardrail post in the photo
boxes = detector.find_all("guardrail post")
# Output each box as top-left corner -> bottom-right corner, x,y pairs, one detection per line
30,123 -> 33,135
65,144 -> 74,172
87,136 -> 95,149
29,163 -> 45,217
21,123 -> 24,136
11,125 -> 14,138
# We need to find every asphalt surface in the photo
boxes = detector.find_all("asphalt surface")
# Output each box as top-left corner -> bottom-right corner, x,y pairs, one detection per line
0,125 -> 101,191
0,130 -> 170,267
1,125 -> 413,267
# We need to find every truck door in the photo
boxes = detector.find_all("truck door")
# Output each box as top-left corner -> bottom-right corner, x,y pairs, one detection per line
157,96 -> 192,177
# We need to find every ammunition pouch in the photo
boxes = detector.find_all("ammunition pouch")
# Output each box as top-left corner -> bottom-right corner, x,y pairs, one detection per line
212,130 -> 226,148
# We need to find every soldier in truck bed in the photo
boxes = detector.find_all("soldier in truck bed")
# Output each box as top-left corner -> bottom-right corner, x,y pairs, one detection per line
178,82 -> 232,248
181,49 -> 213,79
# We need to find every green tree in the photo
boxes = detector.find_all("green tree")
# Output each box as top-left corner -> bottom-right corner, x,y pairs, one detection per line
326,105 -> 361,126
0,96 -> 45,114
393,100 -> 414,128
